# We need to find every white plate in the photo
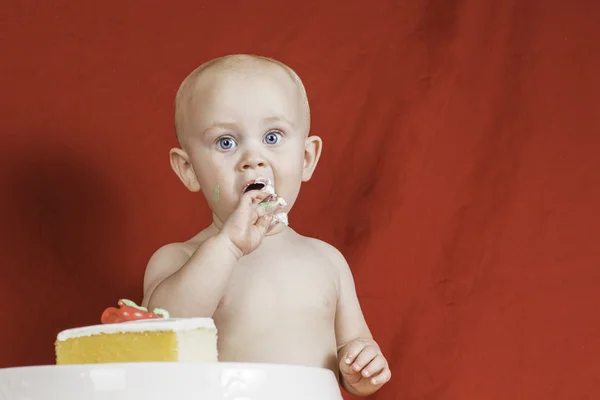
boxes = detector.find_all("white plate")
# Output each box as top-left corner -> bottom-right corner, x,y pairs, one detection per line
0,362 -> 343,400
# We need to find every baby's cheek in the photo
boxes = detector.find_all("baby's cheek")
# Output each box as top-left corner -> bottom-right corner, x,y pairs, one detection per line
212,184 -> 221,202
275,153 -> 303,174
199,158 -> 227,183
206,174 -> 229,202
210,167 -> 228,186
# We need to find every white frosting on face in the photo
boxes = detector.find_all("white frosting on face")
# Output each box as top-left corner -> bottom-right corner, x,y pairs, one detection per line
256,179 -> 289,226
262,183 -> 276,196
274,212 -> 288,225
56,318 -> 216,341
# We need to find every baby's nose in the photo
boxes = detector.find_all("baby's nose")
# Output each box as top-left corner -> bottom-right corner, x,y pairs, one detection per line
240,152 -> 267,170
242,158 -> 266,169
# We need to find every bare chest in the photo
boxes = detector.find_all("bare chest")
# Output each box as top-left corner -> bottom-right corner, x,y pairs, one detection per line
215,243 -> 339,322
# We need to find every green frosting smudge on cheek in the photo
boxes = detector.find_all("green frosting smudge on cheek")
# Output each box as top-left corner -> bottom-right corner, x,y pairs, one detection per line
213,185 -> 220,202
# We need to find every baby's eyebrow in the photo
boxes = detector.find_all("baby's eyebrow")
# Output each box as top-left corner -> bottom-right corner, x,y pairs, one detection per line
201,116 -> 295,136
263,115 -> 295,128
202,121 -> 238,135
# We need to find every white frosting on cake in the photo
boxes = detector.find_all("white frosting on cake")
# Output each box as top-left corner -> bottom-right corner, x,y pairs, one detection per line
56,318 -> 216,342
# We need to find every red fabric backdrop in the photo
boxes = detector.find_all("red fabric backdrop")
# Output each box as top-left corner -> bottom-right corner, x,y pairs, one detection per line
1,1 -> 599,398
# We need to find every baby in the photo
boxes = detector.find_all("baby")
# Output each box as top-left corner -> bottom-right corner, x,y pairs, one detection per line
141,54 -> 391,396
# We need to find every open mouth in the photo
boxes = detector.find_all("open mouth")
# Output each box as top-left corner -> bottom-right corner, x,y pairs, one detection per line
244,182 -> 266,193
242,178 -> 272,194
240,177 -> 289,226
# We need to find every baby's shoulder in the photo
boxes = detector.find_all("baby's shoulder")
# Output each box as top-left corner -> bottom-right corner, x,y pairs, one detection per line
143,229 -> 214,288
294,234 -> 349,270
148,230 -> 211,262
148,241 -> 192,263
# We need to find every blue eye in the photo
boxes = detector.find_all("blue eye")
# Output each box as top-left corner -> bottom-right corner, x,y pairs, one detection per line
263,131 -> 281,145
217,137 -> 236,150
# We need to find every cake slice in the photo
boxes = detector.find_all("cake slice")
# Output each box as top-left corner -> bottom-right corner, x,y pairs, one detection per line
55,299 -> 218,365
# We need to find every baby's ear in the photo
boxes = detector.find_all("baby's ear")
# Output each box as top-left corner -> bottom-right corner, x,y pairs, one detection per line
302,135 -> 323,182
169,148 -> 201,192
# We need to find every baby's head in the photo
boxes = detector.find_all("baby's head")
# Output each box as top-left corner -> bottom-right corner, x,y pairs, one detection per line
169,54 -> 322,229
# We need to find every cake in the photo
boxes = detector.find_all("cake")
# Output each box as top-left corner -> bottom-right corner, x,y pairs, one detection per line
55,299 -> 218,365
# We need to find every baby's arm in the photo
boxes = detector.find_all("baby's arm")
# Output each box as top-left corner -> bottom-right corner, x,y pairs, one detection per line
142,189 -> 275,317
325,245 -> 391,396
141,233 -> 241,317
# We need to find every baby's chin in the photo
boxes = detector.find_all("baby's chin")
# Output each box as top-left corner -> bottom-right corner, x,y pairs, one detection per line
209,198 -> 238,215
265,221 -> 289,236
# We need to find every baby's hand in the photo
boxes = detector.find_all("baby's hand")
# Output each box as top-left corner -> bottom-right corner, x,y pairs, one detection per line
339,339 -> 391,394
220,190 -> 283,257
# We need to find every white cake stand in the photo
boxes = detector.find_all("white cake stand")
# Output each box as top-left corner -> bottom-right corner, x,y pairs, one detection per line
0,362 -> 343,400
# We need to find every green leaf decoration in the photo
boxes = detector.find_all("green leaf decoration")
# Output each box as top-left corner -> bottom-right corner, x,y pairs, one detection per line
121,299 -> 148,311
152,308 -> 170,318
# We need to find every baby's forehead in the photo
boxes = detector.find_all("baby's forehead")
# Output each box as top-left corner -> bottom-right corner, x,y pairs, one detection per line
191,67 -> 301,111
197,62 -> 297,94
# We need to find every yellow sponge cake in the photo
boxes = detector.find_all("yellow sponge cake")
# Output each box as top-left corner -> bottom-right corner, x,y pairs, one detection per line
55,299 -> 217,365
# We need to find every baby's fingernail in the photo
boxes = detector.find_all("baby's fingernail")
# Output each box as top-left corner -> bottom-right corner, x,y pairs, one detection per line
371,378 -> 377,385
353,363 -> 361,371
363,370 -> 370,377
345,358 -> 351,364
